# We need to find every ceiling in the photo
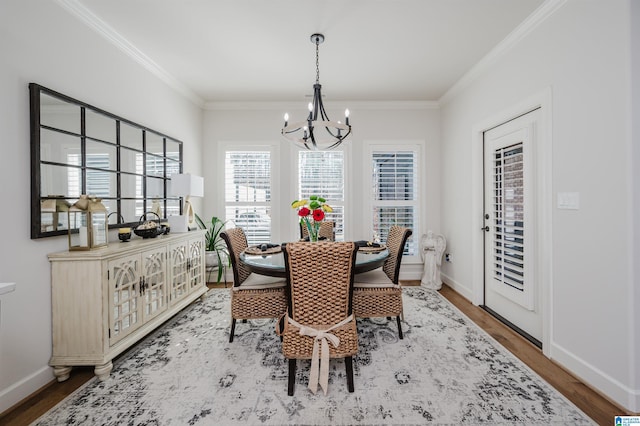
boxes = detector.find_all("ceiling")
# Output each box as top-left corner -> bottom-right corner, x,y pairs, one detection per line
68,0 -> 546,104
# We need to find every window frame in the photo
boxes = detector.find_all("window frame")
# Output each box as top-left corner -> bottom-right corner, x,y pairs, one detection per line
365,142 -> 420,262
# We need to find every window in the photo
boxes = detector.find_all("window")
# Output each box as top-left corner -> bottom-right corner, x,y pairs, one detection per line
298,150 -> 345,240
224,151 -> 272,245
371,150 -> 417,255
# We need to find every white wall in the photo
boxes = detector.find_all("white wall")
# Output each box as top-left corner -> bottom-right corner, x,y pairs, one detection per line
0,0 -> 203,412
202,102 -> 441,276
440,0 -> 638,411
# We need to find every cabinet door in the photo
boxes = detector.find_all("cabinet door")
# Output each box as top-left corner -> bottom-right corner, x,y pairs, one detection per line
188,237 -> 205,292
108,256 -> 143,345
168,241 -> 189,304
140,247 -> 168,322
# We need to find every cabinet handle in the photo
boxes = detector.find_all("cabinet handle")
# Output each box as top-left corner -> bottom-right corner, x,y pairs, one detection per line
139,277 -> 144,295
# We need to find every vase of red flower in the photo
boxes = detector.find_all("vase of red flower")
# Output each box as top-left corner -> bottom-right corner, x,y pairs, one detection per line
291,195 -> 333,242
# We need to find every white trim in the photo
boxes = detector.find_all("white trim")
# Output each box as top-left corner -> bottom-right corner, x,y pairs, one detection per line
470,88 -> 553,357
53,0 -> 204,107
204,100 -> 439,111
550,341 -> 640,413
439,0 -> 567,105
441,272 -> 473,302
0,366 -> 54,414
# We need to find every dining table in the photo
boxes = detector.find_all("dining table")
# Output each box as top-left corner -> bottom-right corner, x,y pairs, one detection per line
239,244 -> 389,278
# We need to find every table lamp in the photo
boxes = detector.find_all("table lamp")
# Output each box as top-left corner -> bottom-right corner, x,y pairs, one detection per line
169,173 -> 204,231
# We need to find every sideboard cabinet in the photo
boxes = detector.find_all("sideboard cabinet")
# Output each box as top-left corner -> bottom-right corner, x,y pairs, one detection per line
48,231 -> 206,381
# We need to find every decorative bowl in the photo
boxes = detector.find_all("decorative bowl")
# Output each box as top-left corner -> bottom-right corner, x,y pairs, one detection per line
118,232 -> 131,242
134,227 -> 161,239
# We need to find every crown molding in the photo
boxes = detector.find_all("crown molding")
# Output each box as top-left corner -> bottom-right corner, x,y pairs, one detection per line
438,0 -> 567,105
54,0 -> 204,108
204,100 -> 439,111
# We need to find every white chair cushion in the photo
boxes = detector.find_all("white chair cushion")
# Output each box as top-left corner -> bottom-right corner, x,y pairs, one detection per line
353,269 -> 398,288
233,273 -> 286,291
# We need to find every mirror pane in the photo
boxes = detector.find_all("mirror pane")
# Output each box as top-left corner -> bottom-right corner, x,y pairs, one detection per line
40,198 -> 71,233
121,173 -> 142,198
101,199 -> 117,220
86,169 -> 116,198
146,132 -> 164,155
40,93 -> 80,134
146,154 -> 165,177
166,158 -> 181,177
86,141 -> 117,171
120,199 -> 142,223
121,122 -> 143,150
40,128 -> 82,165
166,139 -> 180,160
86,109 -> 116,143
146,176 -> 165,198
120,147 -> 141,174
40,164 -> 80,197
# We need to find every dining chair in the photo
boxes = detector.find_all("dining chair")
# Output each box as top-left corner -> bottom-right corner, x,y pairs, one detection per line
299,220 -> 336,241
279,241 -> 359,396
220,227 -> 287,343
352,225 -> 413,339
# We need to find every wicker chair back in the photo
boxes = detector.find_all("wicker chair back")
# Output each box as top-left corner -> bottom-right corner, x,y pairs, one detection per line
282,241 -> 357,325
382,226 -> 413,284
220,227 -> 251,287
299,220 -> 336,241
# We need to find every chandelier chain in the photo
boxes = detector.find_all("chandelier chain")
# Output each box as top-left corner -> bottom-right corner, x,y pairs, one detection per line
315,37 -> 320,84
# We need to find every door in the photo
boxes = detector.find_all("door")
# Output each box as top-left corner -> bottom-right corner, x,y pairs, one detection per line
483,109 -> 542,345
108,256 -> 143,345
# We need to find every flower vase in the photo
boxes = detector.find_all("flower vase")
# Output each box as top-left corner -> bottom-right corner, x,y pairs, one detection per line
304,219 -> 319,242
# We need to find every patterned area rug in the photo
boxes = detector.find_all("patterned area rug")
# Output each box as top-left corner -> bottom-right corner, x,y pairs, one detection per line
33,287 -> 594,425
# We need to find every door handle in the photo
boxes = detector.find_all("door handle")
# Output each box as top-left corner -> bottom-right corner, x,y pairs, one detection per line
481,226 -> 490,232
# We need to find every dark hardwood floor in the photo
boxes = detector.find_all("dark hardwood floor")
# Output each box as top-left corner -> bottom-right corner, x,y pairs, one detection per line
0,282 -> 630,425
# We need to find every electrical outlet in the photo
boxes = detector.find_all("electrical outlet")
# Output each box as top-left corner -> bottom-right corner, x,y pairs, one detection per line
445,253 -> 451,262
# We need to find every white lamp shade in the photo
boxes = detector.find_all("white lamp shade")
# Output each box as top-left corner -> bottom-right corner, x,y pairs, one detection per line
170,174 -> 204,197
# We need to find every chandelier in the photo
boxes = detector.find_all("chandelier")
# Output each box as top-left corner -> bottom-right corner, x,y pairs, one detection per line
281,33 -> 351,151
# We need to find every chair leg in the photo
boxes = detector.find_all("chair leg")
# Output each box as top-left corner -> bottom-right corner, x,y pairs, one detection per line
288,359 -> 296,396
396,316 -> 403,339
229,318 -> 236,343
345,356 -> 355,393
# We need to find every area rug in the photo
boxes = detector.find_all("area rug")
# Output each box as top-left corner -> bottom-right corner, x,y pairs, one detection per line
33,287 -> 594,425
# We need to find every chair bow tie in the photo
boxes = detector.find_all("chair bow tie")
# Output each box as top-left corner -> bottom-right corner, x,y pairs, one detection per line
288,315 -> 354,395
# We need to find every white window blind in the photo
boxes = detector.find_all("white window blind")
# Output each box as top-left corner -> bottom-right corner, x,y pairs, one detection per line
224,151 -> 272,245
492,143 -> 525,291
298,151 -> 344,240
371,150 -> 417,255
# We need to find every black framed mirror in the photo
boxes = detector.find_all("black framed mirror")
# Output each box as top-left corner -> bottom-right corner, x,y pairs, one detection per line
30,83 -> 184,239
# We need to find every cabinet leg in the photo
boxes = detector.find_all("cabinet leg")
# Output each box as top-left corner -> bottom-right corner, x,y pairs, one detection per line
53,366 -> 72,382
94,362 -> 113,380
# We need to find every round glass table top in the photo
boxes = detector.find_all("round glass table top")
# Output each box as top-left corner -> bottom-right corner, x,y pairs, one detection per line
239,247 -> 389,277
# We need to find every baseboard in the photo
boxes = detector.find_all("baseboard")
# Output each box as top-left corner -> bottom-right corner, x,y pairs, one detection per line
0,365 -> 53,414
550,342 -> 640,413
398,263 -> 423,281
440,272 -> 473,302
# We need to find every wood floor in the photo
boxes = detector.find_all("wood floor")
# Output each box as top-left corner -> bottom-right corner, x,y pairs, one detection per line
0,283 -> 630,425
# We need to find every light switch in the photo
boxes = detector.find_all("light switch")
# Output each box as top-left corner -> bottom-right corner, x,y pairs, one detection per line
557,192 -> 579,210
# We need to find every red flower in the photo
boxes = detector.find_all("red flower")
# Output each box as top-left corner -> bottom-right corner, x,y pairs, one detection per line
312,209 -> 325,221
298,207 -> 311,217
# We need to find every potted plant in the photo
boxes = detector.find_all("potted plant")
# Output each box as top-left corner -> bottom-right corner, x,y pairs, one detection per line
195,214 -> 230,283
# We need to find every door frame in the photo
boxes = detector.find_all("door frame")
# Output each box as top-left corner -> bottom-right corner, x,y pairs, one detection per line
470,88 -> 553,356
